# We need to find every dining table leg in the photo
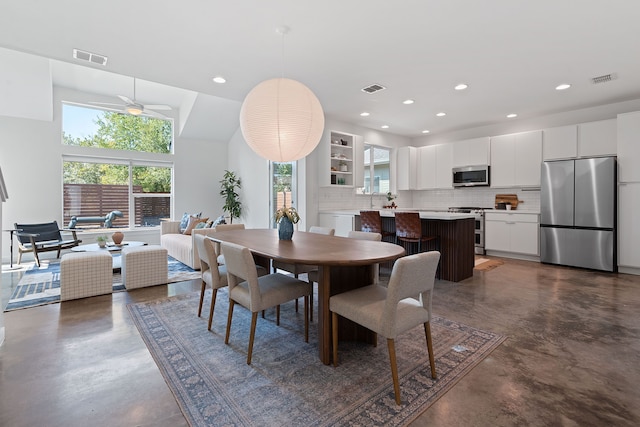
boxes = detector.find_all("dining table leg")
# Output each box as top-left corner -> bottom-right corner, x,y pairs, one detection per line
317,265 -> 332,365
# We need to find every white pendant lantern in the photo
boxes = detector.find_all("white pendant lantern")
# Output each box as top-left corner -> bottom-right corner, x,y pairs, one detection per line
240,77 -> 325,162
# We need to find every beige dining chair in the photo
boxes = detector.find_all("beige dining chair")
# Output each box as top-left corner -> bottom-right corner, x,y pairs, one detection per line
307,230 -> 382,321
272,225 -> 334,313
221,241 -> 312,365
330,250 -> 441,405
195,234 -> 267,330
212,223 -> 245,264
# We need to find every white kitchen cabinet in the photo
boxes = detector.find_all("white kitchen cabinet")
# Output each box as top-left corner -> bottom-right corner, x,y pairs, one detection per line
578,119 -> 616,157
543,125 -> 577,160
485,212 -> 539,256
435,143 -> 453,188
618,182 -> 640,270
416,145 -> 436,189
452,137 -> 490,167
318,213 -> 354,237
617,111 -> 640,183
490,130 -> 542,187
397,146 -> 417,190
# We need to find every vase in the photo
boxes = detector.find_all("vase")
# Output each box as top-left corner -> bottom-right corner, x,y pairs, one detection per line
278,217 -> 294,240
112,231 -> 124,245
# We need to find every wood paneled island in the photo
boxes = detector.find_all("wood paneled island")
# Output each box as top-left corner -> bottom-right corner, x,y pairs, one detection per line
321,210 -> 476,282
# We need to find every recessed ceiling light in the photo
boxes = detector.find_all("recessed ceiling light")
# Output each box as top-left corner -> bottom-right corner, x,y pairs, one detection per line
212,76 -> 226,84
381,125 -> 389,129
454,83 -> 468,91
422,130 -> 430,134
436,112 -> 446,117
360,112 -> 370,117
556,83 -> 571,90
402,99 -> 414,105
507,113 -> 518,118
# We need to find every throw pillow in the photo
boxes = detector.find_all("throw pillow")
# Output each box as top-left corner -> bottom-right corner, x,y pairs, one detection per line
179,212 -> 201,232
183,216 -> 208,235
211,215 -> 226,227
195,222 -> 207,230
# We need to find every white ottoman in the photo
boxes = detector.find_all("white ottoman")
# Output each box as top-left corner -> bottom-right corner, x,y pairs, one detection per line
60,251 -> 113,301
121,245 -> 168,289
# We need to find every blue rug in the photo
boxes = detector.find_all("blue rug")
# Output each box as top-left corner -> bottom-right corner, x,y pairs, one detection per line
4,256 -> 199,311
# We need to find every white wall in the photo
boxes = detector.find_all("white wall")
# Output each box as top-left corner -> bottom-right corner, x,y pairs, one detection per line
226,128 -> 271,229
0,87 -> 228,263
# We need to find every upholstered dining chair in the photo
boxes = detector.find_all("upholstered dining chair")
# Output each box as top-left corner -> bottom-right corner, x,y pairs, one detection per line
307,230 -> 382,321
359,210 -> 395,242
221,241 -> 312,364
212,223 -> 245,265
394,211 -> 440,255
330,250 -> 441,405
195,234 -> 267,330
272,225 -> 335,313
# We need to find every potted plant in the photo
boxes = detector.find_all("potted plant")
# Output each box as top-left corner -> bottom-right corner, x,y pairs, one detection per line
275,192 -> 300,240
386,191 -> 397,208
219,170 -> 242,224
96,235 -> 108,248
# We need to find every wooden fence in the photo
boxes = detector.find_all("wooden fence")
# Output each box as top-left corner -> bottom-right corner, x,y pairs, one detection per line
63,184 -> 170,227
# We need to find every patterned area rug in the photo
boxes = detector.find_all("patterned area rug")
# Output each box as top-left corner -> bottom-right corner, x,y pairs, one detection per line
4,256 -> 200,311
128,290 -> 506,426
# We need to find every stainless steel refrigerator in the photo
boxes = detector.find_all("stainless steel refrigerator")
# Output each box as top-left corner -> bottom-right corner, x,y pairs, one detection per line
540,157 -> 617,272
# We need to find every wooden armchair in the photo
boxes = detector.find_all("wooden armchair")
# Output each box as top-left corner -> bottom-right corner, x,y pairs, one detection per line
15,220 -> 82,266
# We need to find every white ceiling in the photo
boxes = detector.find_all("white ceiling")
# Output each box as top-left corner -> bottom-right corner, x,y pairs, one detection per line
1,0 -> 640,140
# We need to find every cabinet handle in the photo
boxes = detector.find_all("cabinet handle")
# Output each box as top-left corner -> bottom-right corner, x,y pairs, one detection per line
506,221 -> 516,225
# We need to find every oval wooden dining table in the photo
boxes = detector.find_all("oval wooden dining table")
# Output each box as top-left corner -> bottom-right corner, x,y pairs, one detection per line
209,228 -> 405,365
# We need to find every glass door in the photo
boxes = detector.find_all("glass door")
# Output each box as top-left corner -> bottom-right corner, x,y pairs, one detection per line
270,162 -> 297,228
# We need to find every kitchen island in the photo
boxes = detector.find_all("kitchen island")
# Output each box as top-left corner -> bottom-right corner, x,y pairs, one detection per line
319,210 -> 476,282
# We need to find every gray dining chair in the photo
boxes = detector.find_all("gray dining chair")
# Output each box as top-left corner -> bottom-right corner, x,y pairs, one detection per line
212,223 -> 245,265
221,241 -> 312,364
330,250 -> 441,405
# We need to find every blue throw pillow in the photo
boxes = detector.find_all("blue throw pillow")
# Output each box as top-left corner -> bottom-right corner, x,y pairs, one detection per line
211,215 -> 226,227
180,212 -> 201,232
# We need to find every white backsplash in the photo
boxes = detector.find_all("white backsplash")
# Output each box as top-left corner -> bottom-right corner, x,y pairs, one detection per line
318,186 -> 540,212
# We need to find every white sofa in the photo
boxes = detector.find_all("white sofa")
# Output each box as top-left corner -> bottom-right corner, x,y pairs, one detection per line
160,221 -> 218,270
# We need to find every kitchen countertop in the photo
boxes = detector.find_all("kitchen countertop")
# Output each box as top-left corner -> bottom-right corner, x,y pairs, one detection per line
319,209 -> 477,220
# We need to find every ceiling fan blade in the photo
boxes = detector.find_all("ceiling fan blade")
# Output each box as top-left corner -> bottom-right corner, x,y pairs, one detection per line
144,104 -> 172,111
118,95 -> 134,104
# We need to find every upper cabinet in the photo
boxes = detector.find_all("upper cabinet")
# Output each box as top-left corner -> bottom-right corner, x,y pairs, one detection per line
618,111 -> 640,183
491,130 -> 542,187
397,146 -> 417,190
416,145 -> 436,190
452,137 -> 490,167
543,125 -> 577,160
544,120 -> 617,160
435,143 -> 453,189
578,119 -> 616,157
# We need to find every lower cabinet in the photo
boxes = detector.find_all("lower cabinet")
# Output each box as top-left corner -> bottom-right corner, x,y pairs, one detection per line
318,213 -> 354,237
485,212 -> 540,256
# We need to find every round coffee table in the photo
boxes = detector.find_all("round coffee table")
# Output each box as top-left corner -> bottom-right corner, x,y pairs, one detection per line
71,241 -> 147,270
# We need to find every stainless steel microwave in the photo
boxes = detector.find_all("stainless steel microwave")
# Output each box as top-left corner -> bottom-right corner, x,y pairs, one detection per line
452,165 -> 490,187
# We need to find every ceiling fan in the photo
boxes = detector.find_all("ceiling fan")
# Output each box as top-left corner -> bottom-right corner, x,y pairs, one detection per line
90,78 -> 171,119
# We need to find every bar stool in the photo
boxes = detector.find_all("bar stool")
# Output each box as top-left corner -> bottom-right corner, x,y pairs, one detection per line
359,210 -> 395,243
394,211 -> 440,256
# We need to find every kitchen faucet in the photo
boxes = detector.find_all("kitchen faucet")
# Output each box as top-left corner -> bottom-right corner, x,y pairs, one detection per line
370,192 -> 378,209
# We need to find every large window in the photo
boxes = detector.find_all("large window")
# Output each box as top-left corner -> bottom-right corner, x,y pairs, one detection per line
363,144 -> 391,194
62,103 -> 173,228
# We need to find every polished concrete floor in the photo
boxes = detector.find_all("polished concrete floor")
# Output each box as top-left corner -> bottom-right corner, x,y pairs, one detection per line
1,256 -> 639,426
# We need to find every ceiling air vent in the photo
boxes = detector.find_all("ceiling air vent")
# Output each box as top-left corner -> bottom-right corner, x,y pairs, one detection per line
361,83 -> 386,94
73,48 -> 108,66
591,73 -> 616,84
